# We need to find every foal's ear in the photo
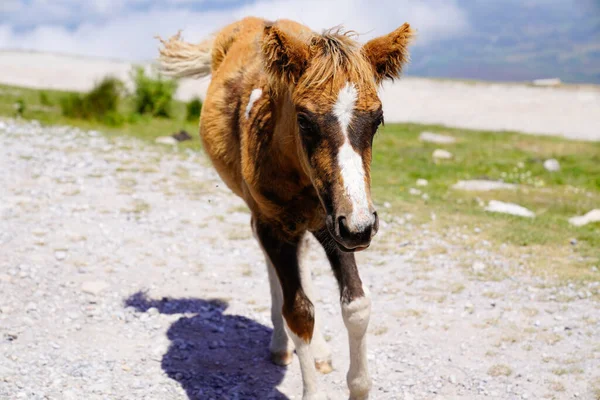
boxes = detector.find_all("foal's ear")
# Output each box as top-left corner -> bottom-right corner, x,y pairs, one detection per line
262,25 -> 310,85
362,23 -> 415,84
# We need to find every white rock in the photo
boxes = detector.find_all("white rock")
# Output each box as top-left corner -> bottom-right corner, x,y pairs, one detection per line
419,131 -> 456,144
81,280 -> 109,295
472,261 -> 486,272
416,179 -> 428,186
432,149 -> 453,160
452,180 -> 517,191
485,200 -> 535,218
543,158 -> 560,172
569,209 -> 600,227
532,78 -> 561,87
54,250 -> 67,261
409,188 -> 421,196
155,136 -> 177,145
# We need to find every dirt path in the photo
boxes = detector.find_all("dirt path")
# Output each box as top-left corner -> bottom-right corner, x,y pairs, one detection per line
1,119 -> 598,399
2,50 -> 600,141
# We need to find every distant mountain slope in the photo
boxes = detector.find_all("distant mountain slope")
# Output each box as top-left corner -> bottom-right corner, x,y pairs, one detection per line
407,0 -> 600,83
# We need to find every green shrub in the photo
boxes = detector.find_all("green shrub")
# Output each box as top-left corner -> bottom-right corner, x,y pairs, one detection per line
60,77 -> 124,124
39,91 -> 52,106
14,99 -> 25,117
131,66 -> 177,118
186,97 -> 203,121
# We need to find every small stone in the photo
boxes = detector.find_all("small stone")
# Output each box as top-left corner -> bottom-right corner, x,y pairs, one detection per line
485,200 -> 535,218
464,302 -> 475,313
449,375 -> 457,384
147,307 -> 159,316
472,261 -> 486,272
416,179 -> 428,186
155,136 -> 178,145
452,180 -> 517,191
570,238 -> 577,245
409,188 -> 421,196
81,280 -> 109,295
432,149 -> 452,160
54,250 -> 67,261
383,202 -> 391,209
543,159 -> 560,172
419,131 -> 456,144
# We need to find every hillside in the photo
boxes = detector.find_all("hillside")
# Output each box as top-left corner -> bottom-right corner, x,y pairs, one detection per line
408,0 -> 600,84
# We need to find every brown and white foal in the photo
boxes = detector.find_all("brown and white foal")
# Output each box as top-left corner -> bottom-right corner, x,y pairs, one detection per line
158,17 -> 413,400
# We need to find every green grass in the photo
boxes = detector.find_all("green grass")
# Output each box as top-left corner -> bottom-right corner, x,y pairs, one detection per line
0,83 -> 201,151
1,83 -> 599,281
372,123 -> 600,279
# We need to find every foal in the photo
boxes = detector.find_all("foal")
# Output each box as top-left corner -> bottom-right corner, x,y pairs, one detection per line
158,17 -> 413,400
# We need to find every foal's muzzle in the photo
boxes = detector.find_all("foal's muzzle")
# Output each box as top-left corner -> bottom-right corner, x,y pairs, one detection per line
326,211 -> 379,252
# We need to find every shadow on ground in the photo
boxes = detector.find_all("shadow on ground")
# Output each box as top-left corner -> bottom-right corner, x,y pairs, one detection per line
125,291 -> 288,400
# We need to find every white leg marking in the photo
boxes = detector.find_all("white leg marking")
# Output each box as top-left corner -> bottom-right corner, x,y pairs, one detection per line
266,257 -> 294,360
245,88 -> 262,119
298,239 -> 332,371
285,325 -> 327,400
334,82 -> 371,231
341,288 -> 372,400
253,219 -> 294,363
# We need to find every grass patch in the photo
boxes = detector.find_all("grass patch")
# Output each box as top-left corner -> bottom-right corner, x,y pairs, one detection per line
131,66 -> 177,118
1,83 -> 599,283
488,364 -> 513,377
60,77 -> 124,125
0,83 -> 201,152
371,123 -> 600,281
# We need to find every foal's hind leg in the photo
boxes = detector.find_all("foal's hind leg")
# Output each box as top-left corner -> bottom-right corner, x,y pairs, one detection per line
255,220 -> 326,400
252,218 -> 294,365
314,230 -> 372,400
265,256 -> 294,365
299,236 -> 333,374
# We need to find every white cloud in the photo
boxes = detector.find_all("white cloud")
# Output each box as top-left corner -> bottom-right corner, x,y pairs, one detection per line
0,0 -> 469,60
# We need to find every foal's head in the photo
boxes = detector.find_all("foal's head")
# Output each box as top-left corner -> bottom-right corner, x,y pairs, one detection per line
262,22 -> 414,251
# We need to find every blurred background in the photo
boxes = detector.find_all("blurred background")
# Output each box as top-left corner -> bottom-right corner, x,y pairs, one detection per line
1,0 -> 600,82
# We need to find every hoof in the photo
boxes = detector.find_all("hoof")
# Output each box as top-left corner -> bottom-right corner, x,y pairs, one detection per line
270,350 -> 293,366
315,359 -> 333,374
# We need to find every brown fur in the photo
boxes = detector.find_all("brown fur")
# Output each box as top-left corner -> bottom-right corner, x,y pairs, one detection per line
158,15 -> 413,377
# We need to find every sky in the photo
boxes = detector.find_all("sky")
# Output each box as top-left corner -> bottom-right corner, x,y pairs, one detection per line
0,0 -> 469,60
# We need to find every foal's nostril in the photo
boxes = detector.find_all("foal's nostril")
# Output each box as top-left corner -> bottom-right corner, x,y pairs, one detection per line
337,215 -> 350,239
372,211 -> 379,236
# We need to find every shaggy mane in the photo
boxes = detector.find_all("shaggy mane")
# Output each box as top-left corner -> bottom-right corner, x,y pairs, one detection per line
300,27 -> 375,90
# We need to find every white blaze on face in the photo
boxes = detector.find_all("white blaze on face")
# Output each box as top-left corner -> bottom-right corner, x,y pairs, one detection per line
333,82 -> 371,231
245,88 -> 263,119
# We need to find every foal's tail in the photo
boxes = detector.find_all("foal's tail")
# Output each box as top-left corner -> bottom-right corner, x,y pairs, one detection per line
157,32 -> 214,79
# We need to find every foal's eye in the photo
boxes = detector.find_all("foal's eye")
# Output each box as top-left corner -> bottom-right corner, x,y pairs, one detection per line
297,114 -> 318,135
373,113 -> 384,134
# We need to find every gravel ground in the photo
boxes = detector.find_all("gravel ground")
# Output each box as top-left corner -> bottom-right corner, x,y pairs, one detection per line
1,119 -> 599,400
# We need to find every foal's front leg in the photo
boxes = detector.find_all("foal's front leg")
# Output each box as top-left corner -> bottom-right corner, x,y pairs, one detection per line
255,221 -> 325,400
314,231 -> 372,400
